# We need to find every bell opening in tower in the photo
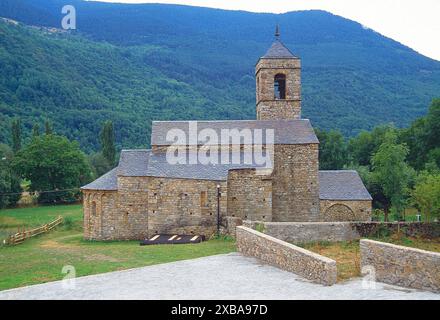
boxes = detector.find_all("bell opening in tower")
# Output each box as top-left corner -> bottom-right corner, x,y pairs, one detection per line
274,74 -> 286,100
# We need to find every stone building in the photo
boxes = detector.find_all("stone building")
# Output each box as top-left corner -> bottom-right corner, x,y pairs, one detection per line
81,29 -> 372,240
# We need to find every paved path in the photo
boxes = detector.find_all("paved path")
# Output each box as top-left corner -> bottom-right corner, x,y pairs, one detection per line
1,253 -> 439,300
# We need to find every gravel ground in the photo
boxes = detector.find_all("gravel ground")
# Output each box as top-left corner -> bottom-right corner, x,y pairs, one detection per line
0,253 -> 439,300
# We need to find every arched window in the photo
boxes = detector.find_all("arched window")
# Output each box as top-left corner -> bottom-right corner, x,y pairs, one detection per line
274,74 -> 286,99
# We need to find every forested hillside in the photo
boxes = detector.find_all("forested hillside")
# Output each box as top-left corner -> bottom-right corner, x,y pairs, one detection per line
1,0 -> 440,150
0,19 -> 252,151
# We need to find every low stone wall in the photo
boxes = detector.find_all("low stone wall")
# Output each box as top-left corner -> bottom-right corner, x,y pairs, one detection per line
243,221 -> 440,244
360,239 -> 440,293
236,226 -> 337,286
261,222 -> 359,243
222,216 -> 243,238
353,222 -> 440,239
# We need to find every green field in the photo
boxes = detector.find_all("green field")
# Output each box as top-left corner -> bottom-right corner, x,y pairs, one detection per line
0,205 -> 236,291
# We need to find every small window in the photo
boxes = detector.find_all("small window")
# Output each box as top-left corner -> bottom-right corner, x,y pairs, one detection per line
274,74 -> 286,99
200,191 -> 207,208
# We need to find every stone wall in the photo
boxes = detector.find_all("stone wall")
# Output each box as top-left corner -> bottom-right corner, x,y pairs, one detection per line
227,168 -> 272,222
236,226 -> 337,286
222,216 -> 243,238
261,222 -> 360,244
353,222 -> 440,238
360,239 -> 440,293
83,191 -> 120,240
256,57 -> 301,120
244,221 -> 440,244
147,177 -> 227,237
272,144 -> 320,222
84,176 -> 229,240
320,200 -> 372,222
257,100 -> 301,121
117,176 -> 149,240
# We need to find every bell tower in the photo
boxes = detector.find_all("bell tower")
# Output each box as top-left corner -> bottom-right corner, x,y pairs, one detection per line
256,26 -> 301,120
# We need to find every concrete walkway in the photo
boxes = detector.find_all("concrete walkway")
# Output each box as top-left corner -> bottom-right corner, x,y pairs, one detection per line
0,253 -> 439,300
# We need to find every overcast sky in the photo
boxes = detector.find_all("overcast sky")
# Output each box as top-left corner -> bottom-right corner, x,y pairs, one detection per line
90,0 -> 440,61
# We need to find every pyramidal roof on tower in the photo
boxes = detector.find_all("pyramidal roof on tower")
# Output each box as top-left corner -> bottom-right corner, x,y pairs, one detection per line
262,26 -> 298,59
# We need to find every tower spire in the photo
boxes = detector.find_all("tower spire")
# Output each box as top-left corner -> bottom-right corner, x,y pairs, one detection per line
275,24 -> 280,40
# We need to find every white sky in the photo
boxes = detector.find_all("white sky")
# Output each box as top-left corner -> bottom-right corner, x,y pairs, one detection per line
90,0 -> 440,61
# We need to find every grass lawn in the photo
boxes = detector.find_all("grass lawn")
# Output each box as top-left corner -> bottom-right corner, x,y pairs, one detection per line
302,235 -> 440,283
0,205 -> 236,291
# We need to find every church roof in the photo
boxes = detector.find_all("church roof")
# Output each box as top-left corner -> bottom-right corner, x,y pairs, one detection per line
82,152 -> 372,202
117,149 -> 151,177
151,120 -> 318,146
81,167 -> 118,191
262,40 -> 298,59
319,170 -> 373,201
146,150 -> 269,181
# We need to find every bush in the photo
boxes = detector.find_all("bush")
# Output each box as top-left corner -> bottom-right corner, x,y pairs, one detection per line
63,216 -> 74,230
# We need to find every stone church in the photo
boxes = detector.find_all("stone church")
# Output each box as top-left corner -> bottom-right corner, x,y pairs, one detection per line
81,29 -> 372,241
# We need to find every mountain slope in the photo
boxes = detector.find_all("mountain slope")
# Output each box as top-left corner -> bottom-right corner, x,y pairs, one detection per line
0,20 -> 252,151
0,0 -> 440,149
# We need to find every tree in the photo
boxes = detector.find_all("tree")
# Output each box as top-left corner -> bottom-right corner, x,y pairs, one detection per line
32,123 -> 40,138
100,120 -> 116,166
11,118 -> 22,154
318,129 -> 348,170
411,173 -> 440,222
45,120 -> 53,135
425,98 -> 440,151
12,135 -> 93,204
88,152 -> 113,178
348,125 -> 394,167
0,144 -> 22,208
400,117 -> 429,170
401,99 -> 440,170
371,131 -> 414,221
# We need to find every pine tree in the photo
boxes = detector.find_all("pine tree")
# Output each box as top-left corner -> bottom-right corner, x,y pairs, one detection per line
100,120 -> 116,166
11,118 -> 22,154
45,120 -> 53,135
32,123 -> 40,138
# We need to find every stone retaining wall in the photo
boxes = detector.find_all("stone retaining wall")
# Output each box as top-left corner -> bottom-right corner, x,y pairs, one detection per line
241,221 -> 440,243
236,226 -> 337,286
261,222 -> 359,243
353,222 -> 440,239
360,239 -> 440,293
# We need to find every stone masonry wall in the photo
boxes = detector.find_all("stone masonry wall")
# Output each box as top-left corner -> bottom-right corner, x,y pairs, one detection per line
236,226 -> 337,286
360,239 -> 440,293
227,168 -> 272,222
84,176 -> 228,240
244,221 -> 440,244
261,222 -> 360,244
147,177 -> 227,237
353,222 -> 440,238
83,191 -> 120,240
272,144 -> 320,222
256,58 -> 301,120
320,200 -> 372,222
257,100 -> 301,121
116,176 -> 149,240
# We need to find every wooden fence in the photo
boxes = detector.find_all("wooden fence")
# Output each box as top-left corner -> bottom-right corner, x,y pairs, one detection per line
4,216 -> 64,245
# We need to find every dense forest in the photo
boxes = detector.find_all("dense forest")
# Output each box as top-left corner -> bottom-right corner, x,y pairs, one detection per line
0,0 -> 440,152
